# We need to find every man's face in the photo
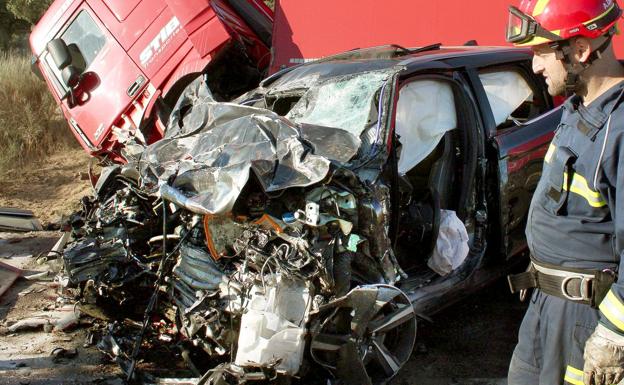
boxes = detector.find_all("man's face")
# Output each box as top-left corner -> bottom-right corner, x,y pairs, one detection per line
532,44 -> 567,96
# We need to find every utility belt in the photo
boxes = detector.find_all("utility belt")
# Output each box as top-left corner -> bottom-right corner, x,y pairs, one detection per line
508,256 -> 617,308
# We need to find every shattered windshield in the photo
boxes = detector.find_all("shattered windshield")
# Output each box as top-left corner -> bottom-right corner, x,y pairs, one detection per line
284,71 -> 390,138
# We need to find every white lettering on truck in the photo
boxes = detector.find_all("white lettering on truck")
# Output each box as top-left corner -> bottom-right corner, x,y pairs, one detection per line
140,16 -> 181,68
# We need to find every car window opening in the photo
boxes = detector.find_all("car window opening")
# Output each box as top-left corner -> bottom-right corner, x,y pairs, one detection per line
478,69 -> 535,129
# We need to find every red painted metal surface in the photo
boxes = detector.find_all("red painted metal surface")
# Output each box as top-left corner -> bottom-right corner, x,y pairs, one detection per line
31,0 -> 273,160
270,0 -> 624,74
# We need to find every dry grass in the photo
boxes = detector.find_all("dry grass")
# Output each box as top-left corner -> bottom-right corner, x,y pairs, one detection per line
0,52 -> 77,173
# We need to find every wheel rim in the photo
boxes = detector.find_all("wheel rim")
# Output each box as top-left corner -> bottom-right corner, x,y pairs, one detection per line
310,284 -> 417,385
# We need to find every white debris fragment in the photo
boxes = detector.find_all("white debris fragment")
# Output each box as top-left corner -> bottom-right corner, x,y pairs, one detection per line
428,210 -> 470,276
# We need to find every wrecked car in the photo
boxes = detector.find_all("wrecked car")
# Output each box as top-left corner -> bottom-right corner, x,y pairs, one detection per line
58,44 -> 562,384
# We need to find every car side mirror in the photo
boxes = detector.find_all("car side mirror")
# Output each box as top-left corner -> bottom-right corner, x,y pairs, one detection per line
47,39 -> 72,70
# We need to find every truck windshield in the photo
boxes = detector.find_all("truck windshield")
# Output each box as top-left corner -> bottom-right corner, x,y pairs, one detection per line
41,10 -> 106,96
60,10 -> 106,69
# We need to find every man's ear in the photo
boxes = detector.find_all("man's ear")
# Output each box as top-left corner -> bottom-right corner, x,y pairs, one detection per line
574,37 -> 592,63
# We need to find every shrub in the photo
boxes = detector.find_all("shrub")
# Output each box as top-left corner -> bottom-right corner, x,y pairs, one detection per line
0,52 -> 75,173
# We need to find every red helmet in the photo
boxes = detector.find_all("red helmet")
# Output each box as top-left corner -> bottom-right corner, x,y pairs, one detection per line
507,0 -> 623,46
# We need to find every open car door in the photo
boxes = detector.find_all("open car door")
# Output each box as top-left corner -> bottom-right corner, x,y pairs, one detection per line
467,65 -> 561,258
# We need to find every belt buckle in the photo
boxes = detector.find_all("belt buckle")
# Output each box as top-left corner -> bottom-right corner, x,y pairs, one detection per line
561,276 -> 592,301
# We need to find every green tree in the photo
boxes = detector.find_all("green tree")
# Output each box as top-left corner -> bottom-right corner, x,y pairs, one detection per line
0,3 -> 29,50
6,0 -> 53,25
0,0 -> 51,51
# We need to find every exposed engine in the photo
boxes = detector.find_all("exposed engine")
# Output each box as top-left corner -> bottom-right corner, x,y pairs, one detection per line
60,161 -> 417,385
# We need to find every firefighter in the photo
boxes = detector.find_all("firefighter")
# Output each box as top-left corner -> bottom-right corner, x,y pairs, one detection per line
505,0 -> 624,384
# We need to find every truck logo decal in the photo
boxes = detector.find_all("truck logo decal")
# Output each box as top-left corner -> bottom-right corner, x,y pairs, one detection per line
140,16 -> 181,68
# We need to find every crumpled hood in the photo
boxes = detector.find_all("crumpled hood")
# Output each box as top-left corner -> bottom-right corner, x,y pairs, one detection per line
139,78 -> 361,214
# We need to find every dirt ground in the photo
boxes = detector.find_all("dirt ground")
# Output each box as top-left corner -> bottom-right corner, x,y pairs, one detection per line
0,149 -> 120,384
0,148 -> 526,385
0,148 -> 93,226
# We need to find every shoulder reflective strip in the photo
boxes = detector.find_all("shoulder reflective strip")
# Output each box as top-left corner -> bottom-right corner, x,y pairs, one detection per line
564,365 -> 584,385
533,0 -> 550,17
599,290 -> 624,332
545,143 -> 556,163
563,172 -> 607,208
584,4 -> 616,25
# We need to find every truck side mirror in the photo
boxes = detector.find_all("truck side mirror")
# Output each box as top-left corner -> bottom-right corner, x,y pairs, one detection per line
47,39 -> 72,70
62,66 -> 82,89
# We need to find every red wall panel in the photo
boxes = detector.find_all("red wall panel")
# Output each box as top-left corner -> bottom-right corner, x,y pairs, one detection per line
271,0 -> 624,73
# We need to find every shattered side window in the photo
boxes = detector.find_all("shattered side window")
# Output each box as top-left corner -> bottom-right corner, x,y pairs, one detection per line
285,71 -> 389,137
478,70 -> 534,128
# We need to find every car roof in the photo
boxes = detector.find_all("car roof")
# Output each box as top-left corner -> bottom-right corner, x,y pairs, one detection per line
262,45 -> 534,88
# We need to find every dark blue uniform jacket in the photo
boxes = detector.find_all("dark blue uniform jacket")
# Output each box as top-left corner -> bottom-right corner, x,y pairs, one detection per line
527,80 -> 624,335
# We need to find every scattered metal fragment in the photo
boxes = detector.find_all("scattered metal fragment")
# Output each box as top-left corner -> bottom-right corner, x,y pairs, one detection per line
22,271 -> 52,281
43,231 -> 71,262
50,347 -> 78,362
8,319 -> 52,333
0,208 -> 43,232
0,261 -> 22,298
6,308 -> 81,333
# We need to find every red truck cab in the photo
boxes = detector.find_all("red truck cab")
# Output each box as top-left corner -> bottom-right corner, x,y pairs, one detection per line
30,0 -> 272,162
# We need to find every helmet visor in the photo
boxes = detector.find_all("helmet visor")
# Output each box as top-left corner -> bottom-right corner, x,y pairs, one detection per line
506,6 -> 534,43
506,6 -> 564,45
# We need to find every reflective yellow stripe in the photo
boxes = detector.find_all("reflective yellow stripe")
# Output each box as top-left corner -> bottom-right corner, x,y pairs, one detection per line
584,4 -> 616,25
599,290 -> 624,332
543,144 -> 606,207
545,143 -> 555,163
563,172 -> 607,208
532,0 -> 550,17
515,30 -> 562,47
564,365 -> 584,385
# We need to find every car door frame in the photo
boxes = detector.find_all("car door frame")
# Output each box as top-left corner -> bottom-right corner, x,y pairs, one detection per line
387,67 -> 495,312
465,62 -> 559,261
